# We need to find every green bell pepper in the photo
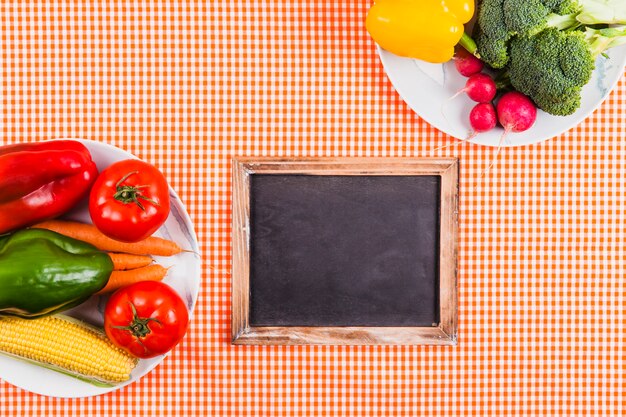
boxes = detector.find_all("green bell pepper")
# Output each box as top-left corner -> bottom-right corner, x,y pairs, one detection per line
0,228 -> 113,318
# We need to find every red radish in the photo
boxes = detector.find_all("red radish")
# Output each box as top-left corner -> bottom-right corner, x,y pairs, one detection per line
454,47 -> 484,77
469,102 -> 497,133
496,91 -> 537,134
432,103 -> 497,152
480,91 -> 537,179
448,73 -> 497,103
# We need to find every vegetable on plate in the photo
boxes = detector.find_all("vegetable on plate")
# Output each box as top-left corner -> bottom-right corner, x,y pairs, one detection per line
89,158 -> 171,243
104,281 -> 189,359
32,219 -> 183,256
469,102 -> 497,134
454,46 -> 485,76
0,139 -> 194,391
449,72 -> 497,103
473,0 -> 626,115
109,252 -> 154,270
506,26 -> 626,115
96,263 -> 169,295
0,140 -> 97,234
0,314 -> 137,386
0,229 -> 113,318
365,0 -> 479,63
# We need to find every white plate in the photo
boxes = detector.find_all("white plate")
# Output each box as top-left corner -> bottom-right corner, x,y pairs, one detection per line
378,45 -> 626,147
0,139 -> 201,398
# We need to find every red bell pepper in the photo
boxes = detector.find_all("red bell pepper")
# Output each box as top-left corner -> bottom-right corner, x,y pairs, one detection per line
0,140 -> 98,234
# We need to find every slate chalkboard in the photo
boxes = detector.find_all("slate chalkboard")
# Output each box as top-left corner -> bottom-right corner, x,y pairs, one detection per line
232,158 -> 458,345
249,175 -> 440,327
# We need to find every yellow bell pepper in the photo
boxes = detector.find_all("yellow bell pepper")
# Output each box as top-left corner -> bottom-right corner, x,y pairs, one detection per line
366,0 -> 478,63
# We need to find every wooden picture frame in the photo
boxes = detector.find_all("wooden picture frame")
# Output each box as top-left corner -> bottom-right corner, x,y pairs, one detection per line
231,158 -> 459,345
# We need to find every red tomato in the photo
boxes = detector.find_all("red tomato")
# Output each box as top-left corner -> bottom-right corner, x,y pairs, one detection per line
89,159 -> 170,242
104,281 -> 189,359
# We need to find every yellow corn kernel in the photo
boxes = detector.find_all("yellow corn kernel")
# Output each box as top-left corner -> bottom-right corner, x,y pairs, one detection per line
0,315 -> 137,385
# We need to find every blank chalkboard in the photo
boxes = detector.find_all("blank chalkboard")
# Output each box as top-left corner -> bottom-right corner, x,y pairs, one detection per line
232,158 -> 458,345
249,174 -> 440,327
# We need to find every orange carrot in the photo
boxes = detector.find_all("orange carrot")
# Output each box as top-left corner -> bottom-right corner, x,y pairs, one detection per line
109,253 -> 154,270
96,264 -> 169,294
31,220 -> 183,256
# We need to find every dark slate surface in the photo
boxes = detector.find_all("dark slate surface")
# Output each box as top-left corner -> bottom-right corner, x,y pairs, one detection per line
249,175 -> 440,327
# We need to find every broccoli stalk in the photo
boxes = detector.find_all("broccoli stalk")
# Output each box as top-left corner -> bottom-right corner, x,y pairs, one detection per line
586,26 -> 626,56
576,0 -> 626,25
545,12 -> 580,30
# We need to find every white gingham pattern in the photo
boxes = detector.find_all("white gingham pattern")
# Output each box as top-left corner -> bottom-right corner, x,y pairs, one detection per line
1,1 -> 625,416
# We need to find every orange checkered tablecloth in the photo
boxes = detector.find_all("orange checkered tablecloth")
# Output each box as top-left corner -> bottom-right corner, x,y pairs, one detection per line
1,1 -> 625,416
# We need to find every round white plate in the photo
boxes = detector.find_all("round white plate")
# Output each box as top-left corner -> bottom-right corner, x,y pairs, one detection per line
0,139 -> 201,398
377,45 -> 626,147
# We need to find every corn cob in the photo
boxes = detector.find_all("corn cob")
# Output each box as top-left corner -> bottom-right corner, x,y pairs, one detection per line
0,315 -> 138,386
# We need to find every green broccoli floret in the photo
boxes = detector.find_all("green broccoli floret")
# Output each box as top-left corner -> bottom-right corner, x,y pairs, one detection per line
473,0 -> 511,69
504,0 -> 551,36
508,28 -> 593,115
542,0 -> 582,15
475,0 -> 562,68
474,0 -> 626,68
507,25 -> 626,115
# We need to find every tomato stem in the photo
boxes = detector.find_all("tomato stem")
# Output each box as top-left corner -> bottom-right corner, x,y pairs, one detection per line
111,302 -> 162,339
113,171 -> 160,211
